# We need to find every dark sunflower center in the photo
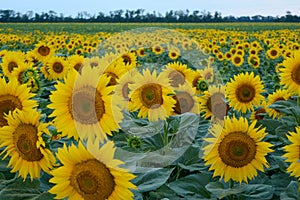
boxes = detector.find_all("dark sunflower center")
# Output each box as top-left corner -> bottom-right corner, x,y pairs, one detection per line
0,95 -> 23,127
234,56 -> 241,64
71,159 -> 115,200
90,62 -> 99,68
14,124 -> 43,161
38,46 -> 50,56
173,92 -> 195,114
168,70 -> 185,87
18,70 -> 25,84
71,86 -> 105,124
291,63 -> 300,85
74,63 -> 83,72
140,83 -> 163,109
8,61 -> 18,73
154,46 -> 162,52
105,72 -> 118,86
218,132 -> 256,167
207,92 -> 227,119
235,84 -> 255,103
270,50 -> 277,57
122,55 -> 132,65
52,62 -> 64,73
170,52 -> 177,58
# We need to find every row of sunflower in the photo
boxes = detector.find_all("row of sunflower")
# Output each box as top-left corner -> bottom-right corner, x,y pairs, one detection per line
0,27 -> 299,199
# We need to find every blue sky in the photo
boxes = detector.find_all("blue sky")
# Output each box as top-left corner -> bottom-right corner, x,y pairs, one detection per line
2,0 -> 300,17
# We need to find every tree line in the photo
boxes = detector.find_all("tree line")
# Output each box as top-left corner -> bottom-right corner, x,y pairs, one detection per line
0,9 -> 299,23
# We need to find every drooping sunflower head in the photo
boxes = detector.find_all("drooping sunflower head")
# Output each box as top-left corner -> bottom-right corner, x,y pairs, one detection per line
49,140 -> 136,200
250,101 -> 267,121
0,109 -> 55,180
226,72 -> 265,113
280,50 -> 300,95
0,79 -> 37,128
202,116 -> 273,183
129,69 -> 176,122
199,85 -> 227,120
283,127 -> 300,180
266,88 -> 291,119
10,63 -> 32,85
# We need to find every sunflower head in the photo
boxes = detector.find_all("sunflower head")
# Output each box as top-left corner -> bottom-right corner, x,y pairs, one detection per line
0,109 -> 55,180
202,116 -> 273,183
49,140 -> 136,200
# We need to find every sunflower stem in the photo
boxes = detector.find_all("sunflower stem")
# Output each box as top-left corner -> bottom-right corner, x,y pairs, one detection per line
163,120 -> 168,146
229,179 -> 235,200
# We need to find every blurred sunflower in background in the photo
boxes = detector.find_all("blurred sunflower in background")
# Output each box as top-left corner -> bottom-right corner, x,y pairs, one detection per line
161,62 -> 194,88
172,83 -> 199,115
33,42 -> 55,62
202,116 -> 273,183
199,85 -> 227,120
49,140 -> 136,200
0,109 -> 55,180
226,72 -> 264,113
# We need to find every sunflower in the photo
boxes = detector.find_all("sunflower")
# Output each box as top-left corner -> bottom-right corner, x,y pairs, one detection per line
118,52 -> 137,70
10,63 -> 32,85
202,116 -> 273,183
200,67 -> 214,83
250,101 -> 267,121
161,62 -> 194,88
225,52 -> 233,61
0,79 -> 37,128
68,55 -> 85,72
231,54 -> 244,67
44,56 -> 70,81
267,47 -> 280,60
248,55 -> 260,69
282,127 -> 300,179
33,42 -> 55,62
113,69 -> 138,110
199,85 -> 227,120
168,47 -> 180,60
266,89 -> 291,119
129,69 -> 176,122
1,51 -> 26,77
0,109 -> 55,180
137,48 -> 146,57
48,67 -> 123,141
152,44 -> 164,55
172,83 -> 199,115
226,72 -> 265,113
280,50 -> 300,95
102,59 -> 127,86
49,140 -> 136,200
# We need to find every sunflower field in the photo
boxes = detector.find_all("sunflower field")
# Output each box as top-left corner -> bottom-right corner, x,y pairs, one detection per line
0,23 -> 300,200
